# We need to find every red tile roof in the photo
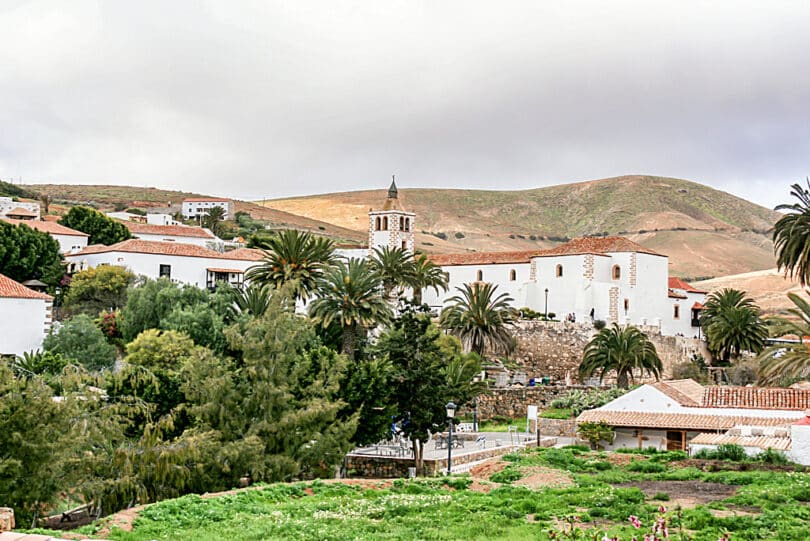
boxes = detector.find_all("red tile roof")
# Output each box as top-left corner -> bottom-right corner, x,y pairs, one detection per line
690,432 -> 792,451
652,379 -> 705,407
536,236 -> 663,257
702,386 -> 810,411
577,410 -> 801,431
72,239 -> 225,259
668,277 -> 707,294
668,289 -> 688,299
220,248 -> 265,261
1,218 -> 89,237
183,197 -> 231,203
4,207 -> 38,218
693,302 -> 705,310
428,250 -> 542,266
123,221 -> 216,239
206,267 -> 245,274
428,236 -> 662,266
0,273 -> 52,300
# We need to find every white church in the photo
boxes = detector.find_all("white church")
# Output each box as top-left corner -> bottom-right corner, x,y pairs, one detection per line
367,180 -> 705,337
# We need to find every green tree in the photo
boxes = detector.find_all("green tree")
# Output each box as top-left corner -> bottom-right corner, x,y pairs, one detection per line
774,180 -> 810,286
369,246 -> 412,300
59,206 -> 132,245
439,283 -> 517,358
161,304 -> 229,354
246,229 -> 335,301
700,288 -> 767,364
119,278 -> 209,341
376,308 -> 484,474
203,206 -> 226,237
579,323 -> 662,389
11,350 -> 68,378
408,253 -> 448,305
229,283 -> 274,318
0,220 -> 63,286
758,292 -> 810,385
43,314 -> 117,371
310,258 -> 393,359
182,295 -> 357,486
62,265 -> 135,316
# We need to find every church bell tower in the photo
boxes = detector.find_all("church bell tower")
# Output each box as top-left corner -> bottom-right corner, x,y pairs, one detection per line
368,176 -> 415,254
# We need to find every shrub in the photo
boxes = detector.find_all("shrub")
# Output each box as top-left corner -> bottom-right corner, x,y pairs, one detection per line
490,466 -> 522,484
627,460 -> 666,473
757,448 -> 790,465
454,232 -> 465,239
653,492 -> 670,501
715,444 -> 747,461
577,421 -> 614,450
593,319 -> 606,330
43,314 -> 117,371
550,387 -> 628,417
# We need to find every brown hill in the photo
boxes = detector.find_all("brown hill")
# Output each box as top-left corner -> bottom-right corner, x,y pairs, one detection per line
694,269 -> 802,317
259,175 -> 782,277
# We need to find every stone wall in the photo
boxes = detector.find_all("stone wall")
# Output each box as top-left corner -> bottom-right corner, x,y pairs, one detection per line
345,445 -> 523,478
538,418 -> 578,438
473,386 -> 587,420
510,320 -> 706,384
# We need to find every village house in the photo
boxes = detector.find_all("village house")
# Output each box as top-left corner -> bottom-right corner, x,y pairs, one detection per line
0,273 -> 53,356
368,181 -> 705,336
64,240 -> 263,290
0,197 -> 39,220
181,198 -> 234,221
577,379 -> 810,463
121,221 -> 224,250
1,218 -> 89,254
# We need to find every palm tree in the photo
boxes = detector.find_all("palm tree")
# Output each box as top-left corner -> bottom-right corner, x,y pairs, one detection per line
700,288 -> 767,364
439,283 -> 517,358
368,246 -> 412,300
408,253 -> 448,305
774,180 -> 810,286
230,283 -> 274,318
203,206 -> 227,237
579,323 -> 662,389
309,258 -> 393,359
246,229 -> 335,301
758,292 -> 810,385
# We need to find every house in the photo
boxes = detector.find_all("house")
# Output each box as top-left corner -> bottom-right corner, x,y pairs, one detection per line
1,218 -> 89,254
0,273 -> 53,356
0,197 -> 39,220
182,198 -> 234,221
577,379 -> 810,453
366,180 -> 705,336
106,211 -> 147,223
121,221 -> 223,250
64,239 -> 263,290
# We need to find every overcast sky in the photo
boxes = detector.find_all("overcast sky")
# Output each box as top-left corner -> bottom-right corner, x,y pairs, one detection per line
1,1 -> 808,209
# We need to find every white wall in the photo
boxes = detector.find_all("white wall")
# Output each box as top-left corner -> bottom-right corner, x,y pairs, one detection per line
52,233 -> 88,254
0,297 -> 51,356
146,213 -> 180,226
421,262 -> 532,309
182,201 -> 233,220
790,425 -> 810,465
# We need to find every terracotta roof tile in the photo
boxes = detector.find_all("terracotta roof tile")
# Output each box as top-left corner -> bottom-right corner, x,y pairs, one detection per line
668,277 -> 707,294
690,432 -> 792,451
668,289 -> 688,299
1,218 -> 89,237
0,273 -> 52,300
71,239 -> 224,259
536,236 -> 663,257
428,250 -> 541,266
206,267 -> 245,274
4,207 -> 38,217
123,221 -> 216,239
220,247 -> 265,261
577,410 -> 801,431
702,386 -> 810,410
652,379 -> 705,406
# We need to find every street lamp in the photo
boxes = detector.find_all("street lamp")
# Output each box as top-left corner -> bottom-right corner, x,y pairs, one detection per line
544,288 -> 549,319
445,401 -> 457,475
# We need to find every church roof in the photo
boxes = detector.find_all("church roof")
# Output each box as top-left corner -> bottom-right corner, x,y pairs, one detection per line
668,277 -> 707,294
428,250 -> 542,266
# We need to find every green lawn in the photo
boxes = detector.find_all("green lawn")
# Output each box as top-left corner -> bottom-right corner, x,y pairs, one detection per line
33,447 -> 810,541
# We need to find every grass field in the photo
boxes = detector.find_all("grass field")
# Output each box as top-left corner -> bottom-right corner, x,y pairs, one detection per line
35,446 -> 810,541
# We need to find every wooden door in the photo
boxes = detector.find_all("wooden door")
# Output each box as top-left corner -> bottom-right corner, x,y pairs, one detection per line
666,431 -> 685,450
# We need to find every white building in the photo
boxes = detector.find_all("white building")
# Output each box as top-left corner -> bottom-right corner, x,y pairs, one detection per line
121,221 -> 224,250
182,198 -> 234,221
106,211 -> 147,223
145,213 -> 180,226
1,218 -> 89,254
0,273 -> 53,356
0,197 -> 39,220
65,240 -> 264,290
577,379 -> 810,453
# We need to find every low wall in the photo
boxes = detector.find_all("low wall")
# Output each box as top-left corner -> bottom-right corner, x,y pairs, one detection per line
473,386 -> 584,420
538,418 -> 578,438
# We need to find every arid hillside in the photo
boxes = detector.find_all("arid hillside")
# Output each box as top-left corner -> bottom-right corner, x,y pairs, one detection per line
260,175 -> 782,278
695,269 -> 803,317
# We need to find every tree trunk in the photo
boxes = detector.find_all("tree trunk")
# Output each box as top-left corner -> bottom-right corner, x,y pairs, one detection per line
342,324 -> 356,360
617,372 -> 629,389
413,287 -> 423,305
412,438 -> 424,476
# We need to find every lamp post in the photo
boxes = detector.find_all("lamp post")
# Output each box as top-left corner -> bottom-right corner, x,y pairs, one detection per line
445,401 -> 456,475
544,288 -> 549,319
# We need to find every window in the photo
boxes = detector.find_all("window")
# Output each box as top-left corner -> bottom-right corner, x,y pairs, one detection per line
404,218 -> 410,232
612,265 -> 621,280
624,299 -> 630,312
159,264 -> 171,278
673,305 -> 680,319
509,269 -> 517,281
375,217 -> 381,231
476,270 -> 483,281
401,240 -> 407,250
382,217 -> 388,231
556,264 -> 563,277
400,216 -> 405,230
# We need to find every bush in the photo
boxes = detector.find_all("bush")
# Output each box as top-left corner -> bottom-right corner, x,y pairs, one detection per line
627,460 -> 666,473
550,387 -> 628,417
694,443 -> 747,462
653,492 -> 670,501
43,314 -> 117,371
757,448 -> 791,465
593,319 -> 606,330
490,466 -> 522,484
577,421 -> 614,450
454,232 -> 465,239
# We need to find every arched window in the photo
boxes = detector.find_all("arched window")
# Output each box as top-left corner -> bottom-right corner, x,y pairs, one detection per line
673,305 -> 680,319
476,270 -> 483,281
612,265 -> 621,280
624,299 -> 630,312
401,240 -> 407,250
509,269 -> 517,281
400,216 -> 404,230
556,264 -> 563,277
404,218 -> 410,232
375,217 -> 381,231
382,217 -> 388,231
